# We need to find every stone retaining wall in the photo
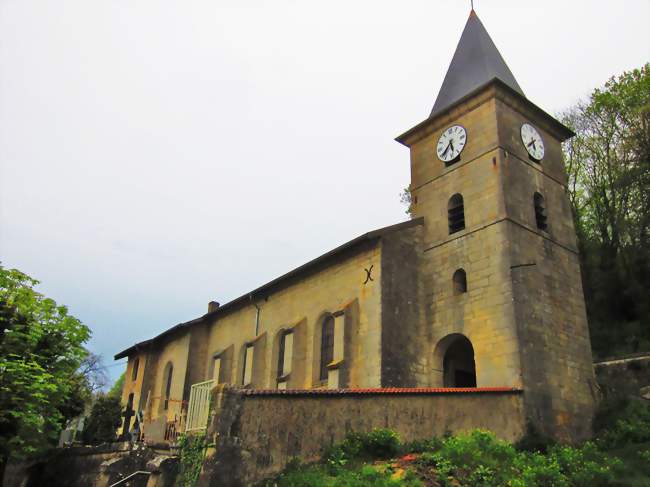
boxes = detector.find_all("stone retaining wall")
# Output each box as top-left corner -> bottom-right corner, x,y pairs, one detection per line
198,386 -> 525,486
3,443 -> 178,487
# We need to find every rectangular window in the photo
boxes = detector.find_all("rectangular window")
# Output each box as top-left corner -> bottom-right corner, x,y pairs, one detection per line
320,317 -> 335,381
212,357 -> 221,384
242,345 -> 254,386
131,358 -> 140,381
278,331 -> 294,382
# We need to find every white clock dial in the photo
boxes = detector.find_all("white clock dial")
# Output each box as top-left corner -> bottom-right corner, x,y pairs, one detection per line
521,123 -> 545,161
437,125 -> 467,163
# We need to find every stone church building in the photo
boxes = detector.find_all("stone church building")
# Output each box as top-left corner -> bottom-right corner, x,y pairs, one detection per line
115,10 -> 597,447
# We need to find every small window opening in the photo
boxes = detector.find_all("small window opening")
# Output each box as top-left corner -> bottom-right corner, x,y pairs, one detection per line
448,193 -> 465,234
534,192 -> 548,231
453,269 -> 467,294
278,332 -> 286,378
212,356 -> 221,383
131,358 -> 139,381
242,344 -> 254,386
163,364 -> 173,411
320,316 -> 335,381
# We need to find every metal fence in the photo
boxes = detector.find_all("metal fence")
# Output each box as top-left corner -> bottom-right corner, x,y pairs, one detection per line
185,379 -> 215,432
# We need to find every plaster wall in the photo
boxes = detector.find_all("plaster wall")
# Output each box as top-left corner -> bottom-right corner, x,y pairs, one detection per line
149,333 -> 191,424
203,244 -> 383,390
121,352 -> 147,432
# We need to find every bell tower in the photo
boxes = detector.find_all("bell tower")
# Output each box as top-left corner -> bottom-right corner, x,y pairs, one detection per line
397,10 -> 596,441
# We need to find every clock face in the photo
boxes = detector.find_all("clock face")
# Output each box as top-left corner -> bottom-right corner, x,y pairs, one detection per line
521,123 -> 545,161
437,125 -> 467,163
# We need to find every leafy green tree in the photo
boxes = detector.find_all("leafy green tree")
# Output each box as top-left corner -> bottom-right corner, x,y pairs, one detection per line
108,371 -> 125,399
0,266 -> 91,478
561,63 -> 650,357
81,394 -> 122,445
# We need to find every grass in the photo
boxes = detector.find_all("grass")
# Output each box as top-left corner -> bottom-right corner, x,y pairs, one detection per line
260,401 -> 650,487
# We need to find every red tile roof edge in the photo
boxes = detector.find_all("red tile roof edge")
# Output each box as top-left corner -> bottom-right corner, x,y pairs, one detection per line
239,386 -> 522,396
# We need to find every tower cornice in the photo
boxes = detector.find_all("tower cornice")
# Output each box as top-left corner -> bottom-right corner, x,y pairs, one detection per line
395,78 -> 574,148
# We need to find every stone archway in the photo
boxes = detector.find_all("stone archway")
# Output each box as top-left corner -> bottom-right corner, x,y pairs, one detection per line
434,333 -> 477,387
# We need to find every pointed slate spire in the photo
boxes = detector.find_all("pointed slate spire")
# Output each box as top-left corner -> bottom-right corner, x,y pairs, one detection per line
430,10 -> 524,117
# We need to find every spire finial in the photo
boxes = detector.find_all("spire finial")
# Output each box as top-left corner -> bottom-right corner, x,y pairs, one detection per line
471,0 -> 474,10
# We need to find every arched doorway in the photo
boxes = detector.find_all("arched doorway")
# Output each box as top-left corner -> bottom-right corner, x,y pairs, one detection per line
437,334 -> 476,387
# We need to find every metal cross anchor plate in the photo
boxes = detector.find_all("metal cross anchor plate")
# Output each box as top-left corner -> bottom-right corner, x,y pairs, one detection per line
363,264 -> 374,284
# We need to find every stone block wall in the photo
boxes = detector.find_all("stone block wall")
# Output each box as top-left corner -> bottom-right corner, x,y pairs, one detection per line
3,443 -> 178,487
198,386 -> 525,486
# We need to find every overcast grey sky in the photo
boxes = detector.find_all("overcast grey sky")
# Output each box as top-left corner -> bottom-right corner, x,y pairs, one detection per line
1,0 -> 649,381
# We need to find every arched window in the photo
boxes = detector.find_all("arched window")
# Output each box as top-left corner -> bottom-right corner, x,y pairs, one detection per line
163,363 -> 173,411
442,335 -> 476,387
320,316 -> 335,381
131,358 -> 140,381
448,194 -> 465,234
453,268 -> 467,294
534,192 -> 547,231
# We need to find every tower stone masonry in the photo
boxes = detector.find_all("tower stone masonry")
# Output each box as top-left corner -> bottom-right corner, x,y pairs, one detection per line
396,10 -> 597,441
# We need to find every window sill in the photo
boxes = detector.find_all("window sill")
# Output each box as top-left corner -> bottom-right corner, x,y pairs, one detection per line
277,373 -> 291,383
326,359 -> 344,371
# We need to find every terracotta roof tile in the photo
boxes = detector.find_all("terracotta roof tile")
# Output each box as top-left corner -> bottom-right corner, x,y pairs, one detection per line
240,386 -> 521,396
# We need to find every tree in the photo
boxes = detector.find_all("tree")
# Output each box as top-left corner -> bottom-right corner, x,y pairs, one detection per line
560,64 -> 650,357
108,371 -> 125,400
81,394 -> 122,445
0,266 -> 91,478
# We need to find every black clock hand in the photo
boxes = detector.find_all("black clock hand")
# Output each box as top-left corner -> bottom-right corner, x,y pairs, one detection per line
527,139 -> 536,148
442,142 -> 452,157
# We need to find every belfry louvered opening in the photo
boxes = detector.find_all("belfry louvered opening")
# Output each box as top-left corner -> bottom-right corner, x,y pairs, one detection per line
534,192 -> 548,231
448,193 -> 466,234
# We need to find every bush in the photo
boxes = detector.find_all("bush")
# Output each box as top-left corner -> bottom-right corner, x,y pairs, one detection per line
549,441 -> 622,487
363,428 -> 400,459
515,422 -> 555,453
401,436 -> 443,454
324,428 -> 400,472
597,399 -> 650,448
81,394 -> 122,444
177,433 -> 207,487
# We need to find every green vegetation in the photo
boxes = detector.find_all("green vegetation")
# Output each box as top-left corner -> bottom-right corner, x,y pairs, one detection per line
264,407 -> 650,487
81,394 -> 122,445
177,433 -> 208,487
0,266 -> 92,476
108,371 -> 125,399
560,63 -> 650,359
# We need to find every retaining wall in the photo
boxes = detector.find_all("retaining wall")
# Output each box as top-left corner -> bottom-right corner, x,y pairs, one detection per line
198,386 -> 525,486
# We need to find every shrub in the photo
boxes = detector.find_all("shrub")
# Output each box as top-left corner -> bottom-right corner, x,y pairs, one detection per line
81,394 -> 122,444
513,452 -> 567,487
363,428 -> 400,459
402,437 -> 443,454
550,441 -> 623,486
597,399 -> 650,448
438,430 -> 516,472
177,433 -> 207,487
515,421 -> 555,453
324,428 -> 400,472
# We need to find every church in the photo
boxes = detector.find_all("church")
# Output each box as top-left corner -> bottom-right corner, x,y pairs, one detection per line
115,10 -> 597,451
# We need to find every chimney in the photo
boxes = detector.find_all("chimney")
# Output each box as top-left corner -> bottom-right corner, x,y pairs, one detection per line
208,301 -> 220,313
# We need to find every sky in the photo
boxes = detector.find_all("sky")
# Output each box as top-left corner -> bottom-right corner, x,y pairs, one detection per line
1,0 -> 649,383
